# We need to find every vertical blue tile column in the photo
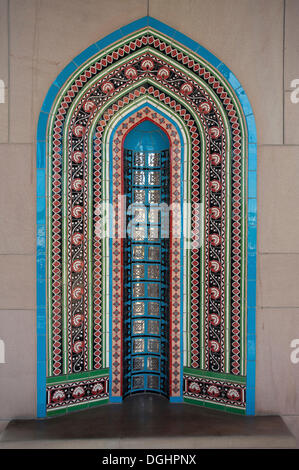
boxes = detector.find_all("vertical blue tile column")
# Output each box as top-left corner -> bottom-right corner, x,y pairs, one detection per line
246,138 -> 257,416
36,112 -> 48,418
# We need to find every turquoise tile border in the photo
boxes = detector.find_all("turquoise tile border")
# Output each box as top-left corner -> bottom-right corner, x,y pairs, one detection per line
217,63 -> 242,91
36,169 -> 46,197
36,141 -> 46,169
36,224 -> 46,255
247,307 -> 256,335
95,29 -> 123,51
248,225 -> 257,252
247,252 -> 257,281
54,61 -> 78,89
247,281 -> 257,308
37,307 -> 46,335
246,114 -> 257,143
36,359 -> 46,417
36,139 -> 47,416
41,84 -> 60,114
36,112 -> 49,142
36,16 -> 257,417
173,31 -> 201,54
36,197 -> 46,224
248,144 -> 257,170
36,278 -> 46,308
36,252 -> 46,280
120,17 -> 149,36
73,44 -> 100,67
248,171 -> 257,198
235,87 -> 253,117
248,198 -> 257,225
148,17 -> 176,39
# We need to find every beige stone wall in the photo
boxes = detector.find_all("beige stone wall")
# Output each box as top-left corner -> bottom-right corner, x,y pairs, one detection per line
0,0 -> 298,444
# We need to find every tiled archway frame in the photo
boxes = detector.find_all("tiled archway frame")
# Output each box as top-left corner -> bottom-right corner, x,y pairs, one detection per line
82,83 -> 240,409
36,17 -> 257,417
62,66 -> 234,383
64,53 -> 233,393
90,82 -> 208,380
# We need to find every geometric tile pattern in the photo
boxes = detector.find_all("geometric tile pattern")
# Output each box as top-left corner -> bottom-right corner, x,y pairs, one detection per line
183,373 -> 246,411
42,24 -> 250,414
46,375 -> 109,413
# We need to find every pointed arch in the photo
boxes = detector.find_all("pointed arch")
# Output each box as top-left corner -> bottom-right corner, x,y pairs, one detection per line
36,17 -> 257,417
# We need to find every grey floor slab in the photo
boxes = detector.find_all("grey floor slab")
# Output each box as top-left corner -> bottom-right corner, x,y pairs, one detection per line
0,395 -> 296,448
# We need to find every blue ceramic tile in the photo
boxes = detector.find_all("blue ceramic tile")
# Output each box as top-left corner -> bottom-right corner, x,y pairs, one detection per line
121,17 -> 148,37
172,30 -> 200,53
248,198 -> 257,225
37,359 -> 47,418
37,308 -> 46,335
246,114 -> 257,143
248,171 -> 257,198
148,17 -> 176,38
246,360 -> 256,389
36,197 -> 46,225
196,45 -> 222,68
246,390 -> 255,416
37,402 -> 47,419
217,63 -> 241,91
247,252 -> 256,281
95,29 -> 123,51
248,143 -> 257,171
36,112 -> 49,142
109,396 -> 123,403
37,278 -> 46,308
37,335 -> 46,363
235,86 -> 253,116
36,197 -> 46,224
248,225 -> 257,253
170,396 -> 183,403
41,83 -> 59,114
73,44 -> 99,67
54,61 -> 78,88
36,392 -> 47,418
36,253 -> 46,280
247,280 -> 256,308
36,169 -> 46,197
247,335 -> 256,361
37,360 -> 46,384
247,307 -> 256,335
36,141 -> 46,169
36,224 -> 46,255
248,236 -> 257,255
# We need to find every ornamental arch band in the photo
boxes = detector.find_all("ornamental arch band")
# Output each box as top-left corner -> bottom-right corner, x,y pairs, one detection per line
36,17 -> 256,417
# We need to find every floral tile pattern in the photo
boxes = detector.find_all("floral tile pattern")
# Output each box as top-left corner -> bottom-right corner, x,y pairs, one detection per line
36,19 -> 256,416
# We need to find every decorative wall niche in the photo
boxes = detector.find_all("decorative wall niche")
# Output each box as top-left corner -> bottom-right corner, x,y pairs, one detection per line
36,17 -> 257,417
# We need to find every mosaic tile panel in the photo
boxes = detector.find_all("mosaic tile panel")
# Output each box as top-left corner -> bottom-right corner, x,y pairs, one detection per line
46,375 -> 109,413
183,373 -> 246,412
40,21 -> 253,415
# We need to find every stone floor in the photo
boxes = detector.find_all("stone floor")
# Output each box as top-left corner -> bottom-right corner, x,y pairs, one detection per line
0,395 -> 296,449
